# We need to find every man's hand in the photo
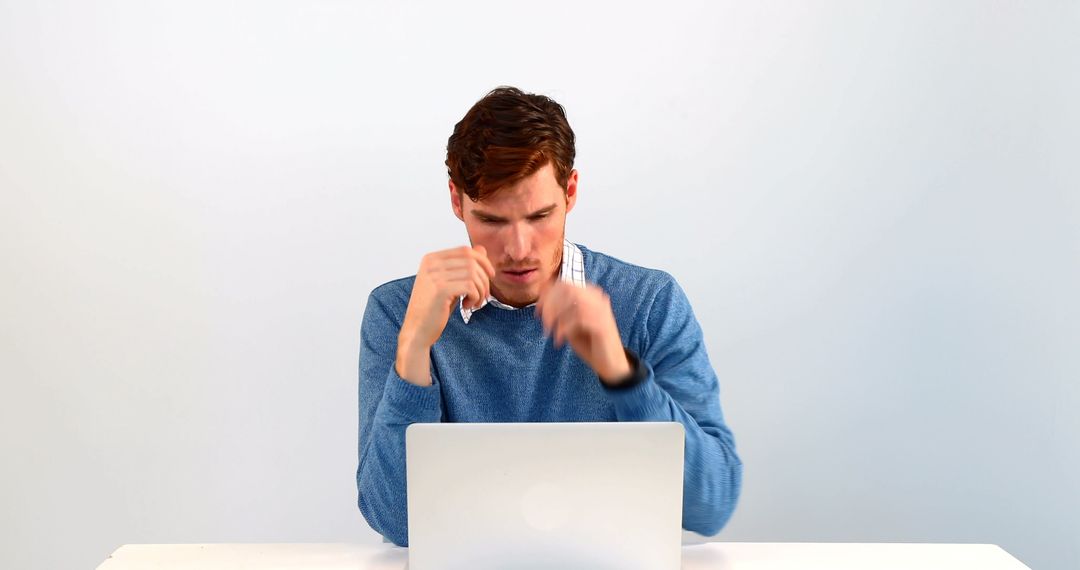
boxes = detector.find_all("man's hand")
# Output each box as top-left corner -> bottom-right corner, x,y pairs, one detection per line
397,245 -> 496,386
535,282 -> 633,386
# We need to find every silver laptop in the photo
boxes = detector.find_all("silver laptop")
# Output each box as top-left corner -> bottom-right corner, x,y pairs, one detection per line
405,421 -> 685,570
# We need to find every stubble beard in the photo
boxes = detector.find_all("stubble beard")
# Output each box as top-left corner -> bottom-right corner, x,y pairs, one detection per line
487,225 -> 566,308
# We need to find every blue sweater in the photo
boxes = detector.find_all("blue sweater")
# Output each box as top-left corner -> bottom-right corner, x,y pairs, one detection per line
357,245 -> 742,546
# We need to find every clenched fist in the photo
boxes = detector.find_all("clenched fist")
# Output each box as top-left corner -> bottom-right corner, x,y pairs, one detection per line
535,281 -> 633,386
396,245 -> 496,385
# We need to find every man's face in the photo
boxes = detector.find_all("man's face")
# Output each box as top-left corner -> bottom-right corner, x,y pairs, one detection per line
451,162 -> 578,308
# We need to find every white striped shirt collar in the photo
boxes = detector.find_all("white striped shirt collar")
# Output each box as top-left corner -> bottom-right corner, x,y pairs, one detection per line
459,239 -> 585,324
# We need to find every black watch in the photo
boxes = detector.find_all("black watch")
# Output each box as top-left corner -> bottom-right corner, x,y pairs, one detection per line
603,348 -> 648,390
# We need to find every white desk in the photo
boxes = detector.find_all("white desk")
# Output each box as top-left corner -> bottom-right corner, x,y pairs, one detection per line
97,542 -> 1031,569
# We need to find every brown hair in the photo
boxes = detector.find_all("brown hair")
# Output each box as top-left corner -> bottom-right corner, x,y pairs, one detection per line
446,86 -> 576,202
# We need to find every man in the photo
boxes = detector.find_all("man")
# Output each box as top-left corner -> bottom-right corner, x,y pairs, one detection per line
357,86 -> 742,547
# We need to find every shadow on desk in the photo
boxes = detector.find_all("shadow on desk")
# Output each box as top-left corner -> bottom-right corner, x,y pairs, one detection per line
96,542 -> 1030,570
381,529 -> 718,546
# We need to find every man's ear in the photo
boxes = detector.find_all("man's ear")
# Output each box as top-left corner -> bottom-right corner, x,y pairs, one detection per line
564,169 -> 579,214
449,180 -> 464,221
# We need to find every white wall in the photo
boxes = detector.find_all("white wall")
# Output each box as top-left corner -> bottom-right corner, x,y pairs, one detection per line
2,1 -> 1078,568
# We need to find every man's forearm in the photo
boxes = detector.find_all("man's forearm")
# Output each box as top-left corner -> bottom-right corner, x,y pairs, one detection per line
357,365 -> 444,546
357,419 -> 410,546
395,333 -> 432,386
603,361 -> 742,536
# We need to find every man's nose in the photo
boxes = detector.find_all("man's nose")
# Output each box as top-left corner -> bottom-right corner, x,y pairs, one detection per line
505,223 -> 531,261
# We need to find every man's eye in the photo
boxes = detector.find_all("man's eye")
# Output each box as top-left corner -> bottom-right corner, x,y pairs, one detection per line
481,218 -> 502,225
529,214 -> 549,222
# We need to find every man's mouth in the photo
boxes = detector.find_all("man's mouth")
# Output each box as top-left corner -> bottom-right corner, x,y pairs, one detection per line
502,268 -> 538,283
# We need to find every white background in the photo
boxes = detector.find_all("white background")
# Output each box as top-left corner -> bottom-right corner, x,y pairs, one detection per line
2,1 -> 1078,569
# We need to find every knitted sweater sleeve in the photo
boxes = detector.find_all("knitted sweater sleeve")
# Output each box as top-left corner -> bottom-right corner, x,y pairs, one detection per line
356,286 -> 442,547
603,276 -> 743,536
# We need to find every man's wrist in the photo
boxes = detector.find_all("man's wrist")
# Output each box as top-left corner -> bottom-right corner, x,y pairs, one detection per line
395,333 -> 433,386
598,347 -> 639,388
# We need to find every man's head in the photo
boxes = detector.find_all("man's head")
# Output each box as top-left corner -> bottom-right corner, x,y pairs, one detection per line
446,87 -> 578,308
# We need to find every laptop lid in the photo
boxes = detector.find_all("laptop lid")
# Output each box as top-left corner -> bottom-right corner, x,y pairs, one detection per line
406,421 -> 685,570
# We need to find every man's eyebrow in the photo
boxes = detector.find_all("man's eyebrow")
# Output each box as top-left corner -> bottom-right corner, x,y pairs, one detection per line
472,204 -> 557,221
